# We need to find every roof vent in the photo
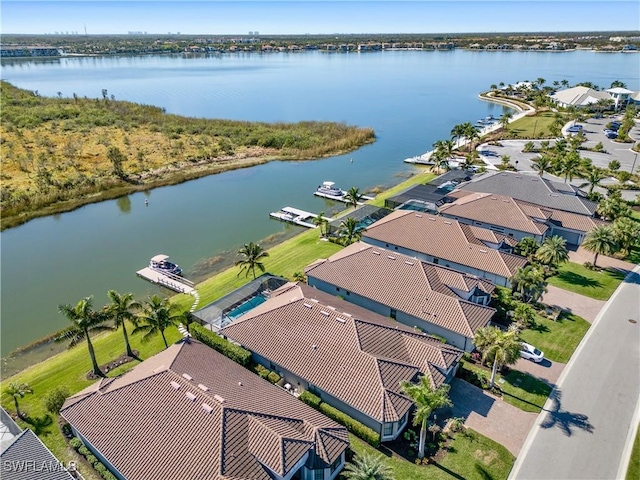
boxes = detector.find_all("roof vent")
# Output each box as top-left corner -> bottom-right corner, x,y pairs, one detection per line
202,403 -> 213,414
550,194 -> 559,197
170,381 -> 181,390
387,255 -> 396,260
405,261 -> 414,266
503,199 -> 510,202
303,303 -> 313,309
479,249 -> 487,253
327,306 -> 336,311
444,221 -> 452,225
372,251 -> 381,255
336,317 -> 346,323
320,310 -> 330,316
213,394 -> 225,404
343,313 -> 352,317
185,392 -> 196,402
415,214 -> 423,218
182,373 -> 192,381
490,197 -> 497,200
198,384 -> 209,392
312,344 -> 317,350
310,298 -> 319,303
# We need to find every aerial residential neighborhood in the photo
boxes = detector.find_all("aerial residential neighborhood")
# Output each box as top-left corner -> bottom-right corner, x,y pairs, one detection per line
1,5 -> 639,480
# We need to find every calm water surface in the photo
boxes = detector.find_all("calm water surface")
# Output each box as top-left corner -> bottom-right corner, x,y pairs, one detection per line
1,50 -> 637,356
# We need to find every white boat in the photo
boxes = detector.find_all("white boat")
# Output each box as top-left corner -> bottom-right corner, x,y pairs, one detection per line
149,254 -> 182,276
316,181 -> 344,197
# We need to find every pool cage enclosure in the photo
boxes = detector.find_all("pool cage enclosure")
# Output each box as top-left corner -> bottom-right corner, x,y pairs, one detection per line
325,205 -> 393,237
191,274 -> 288,332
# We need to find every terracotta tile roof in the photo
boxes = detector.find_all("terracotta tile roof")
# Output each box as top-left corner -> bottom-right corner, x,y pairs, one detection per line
463,224 -> 519,248
439,192 -> 550,235
60,340 -> 347,480
221,284 -> 462,424
546,207 -> 608,233
304,244 -> 495,338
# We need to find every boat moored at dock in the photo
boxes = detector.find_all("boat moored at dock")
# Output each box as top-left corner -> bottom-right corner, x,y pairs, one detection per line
269,206 -> 326,228
149,254 -> 182,276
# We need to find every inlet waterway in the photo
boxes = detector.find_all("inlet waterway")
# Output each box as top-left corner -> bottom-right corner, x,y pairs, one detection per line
1,50 -> 637,366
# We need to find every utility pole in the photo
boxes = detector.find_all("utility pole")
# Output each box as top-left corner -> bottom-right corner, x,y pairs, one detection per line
632,153 -> 638,175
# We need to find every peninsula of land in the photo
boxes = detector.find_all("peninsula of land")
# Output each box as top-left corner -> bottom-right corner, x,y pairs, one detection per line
0,81 -> 375,229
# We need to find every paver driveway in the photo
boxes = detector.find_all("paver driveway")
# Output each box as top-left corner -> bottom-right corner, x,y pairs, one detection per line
541,285 -> 605,323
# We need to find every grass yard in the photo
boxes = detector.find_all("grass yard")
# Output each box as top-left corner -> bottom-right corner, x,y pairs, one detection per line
347,430 -> 514,480
519,313 -> 590,364
627,428 -> 640,480
459,361 -> 551,413
367,171 -> 437,208
508,111 -> 557,138
548,261 -> 625,301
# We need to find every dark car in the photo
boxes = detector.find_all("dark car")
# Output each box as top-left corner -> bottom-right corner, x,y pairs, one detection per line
604,129 -> 618,139
609,121 -> 622,131
567,124 -> 583,133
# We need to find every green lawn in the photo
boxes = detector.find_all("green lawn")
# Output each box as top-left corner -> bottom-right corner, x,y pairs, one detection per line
519,313 -> 591,364
346,430 -> 514,480
627,428 -> 640,480
548,261 -> 626,301
459,362 -> 551,413
508,111 -> 557,138
367,171 -> 437,208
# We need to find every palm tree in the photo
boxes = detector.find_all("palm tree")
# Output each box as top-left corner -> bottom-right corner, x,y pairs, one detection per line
339,217 -> 362,245
558,151 -> 582,183
400,377 -> 452,459
58,296 -> 112,377
531,155 -> 554,177
535,235 -> 569,268
511,303 -> 536,331
579,167 -> 606,194
312,211 -> 328,237
344,187 -> 364,209
3,382 -> 33,417
235,241 -> 269,279
343,452 -> 394,480
500,112 -> 513,131
463,122 -> 480,152
473,326 -> 521,388
133,295 -> 182,349
582,226 -> 618,268
509,265 -> 547,303
597,196 -> 631,221
105,290 -> 140,358
515,237 -> 540,259
450,123 -> 467,148
613,217 -> 640,255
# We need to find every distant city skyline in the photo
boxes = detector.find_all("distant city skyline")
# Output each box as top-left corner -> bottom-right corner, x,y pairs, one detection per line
2,1 -> 640,36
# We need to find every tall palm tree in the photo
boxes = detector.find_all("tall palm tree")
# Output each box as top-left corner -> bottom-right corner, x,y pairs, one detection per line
235,241 -> 269,279
462,122 -> 479,152
450,123 -> 467,148
597,196 -> 631,221
400,377 -> 451,459
613,217 -> 640,255
511,303 -> 536,331
105,290 -> 141,358
531,155 -> 554,177
343,452 -> 394,480
133,295 -> 182,349
344,187 -> 363,209
3,382 -> 33,417
579,167 -> 606,194
58,296 -> 112,377
500,112 -> 513,131
509,265 -> 547,303
515,237 -> 540,259
312,211 -> 328,237
582,226 -> 618,268
558,151 -> 582,183
473,326 -> 521,388
535,235 -> 569,268
339,217 -> 362,245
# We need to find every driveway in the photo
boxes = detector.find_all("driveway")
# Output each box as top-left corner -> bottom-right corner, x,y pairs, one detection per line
447,378 -> 538,456
513,358 -> 565,386
541,285 -> 605,323
569,247 -> 637,274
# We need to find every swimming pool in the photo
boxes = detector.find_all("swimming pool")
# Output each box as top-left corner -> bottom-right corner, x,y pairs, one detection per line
224,295 -> 267,321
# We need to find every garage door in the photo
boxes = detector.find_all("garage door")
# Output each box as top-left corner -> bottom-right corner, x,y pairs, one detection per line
551,228 -> 582,246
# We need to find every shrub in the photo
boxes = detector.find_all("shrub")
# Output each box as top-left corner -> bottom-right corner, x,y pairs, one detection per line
102,472 -> 118,480
86,454 -> 98,466
78,446 -> 90,457
267,372 -> 281,384
318,402 -> 380,447
43,386 -> 70,414
190,323 -> 252,367
254,364 -> 270,379
69,437 -> 83,450
94,463 -> 107,475
299,391 -> 321,409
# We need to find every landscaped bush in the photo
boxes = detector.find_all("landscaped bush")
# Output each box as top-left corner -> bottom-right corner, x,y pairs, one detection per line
69,437 -> 83,450
267,371 -> 281,384
254,364 -> 270,379
43,386 -> 70,414
94,463 -> 107,475
456,362 -> 489,390
78,446 -> 90,457
102,472 -> 118,480
300,391 -> 321,409
318,402 -> 380,447
190,323 -> 252,367
86,454 -> 98,466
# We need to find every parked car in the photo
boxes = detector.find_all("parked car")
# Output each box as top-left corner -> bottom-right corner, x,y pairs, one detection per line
608,121 -> 621,131
567,124 -> 583,133
604,129 -> 618,139
520,342 -> 544,363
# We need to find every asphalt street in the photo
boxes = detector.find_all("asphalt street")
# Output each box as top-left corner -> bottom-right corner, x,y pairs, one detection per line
510,266 -> 640,480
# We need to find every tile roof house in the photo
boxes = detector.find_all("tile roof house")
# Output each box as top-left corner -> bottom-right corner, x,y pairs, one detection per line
439,192 -> 606,245
0,427 -> 76,480
549,86 -> 612,108
60,340 -> 349,480
362,210 -> 527,287
456,171 -> 597,216
220,283 -> 463,442
305,243 -> 496,351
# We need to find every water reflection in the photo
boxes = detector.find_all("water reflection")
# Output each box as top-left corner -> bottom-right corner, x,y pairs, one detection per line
116,195 -> 132,214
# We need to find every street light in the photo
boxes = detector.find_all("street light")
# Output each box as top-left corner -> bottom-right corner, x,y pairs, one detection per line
633,153 -> 638,175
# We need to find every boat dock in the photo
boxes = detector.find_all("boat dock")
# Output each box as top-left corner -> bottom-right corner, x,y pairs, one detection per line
313,190 -> 373,204
269,206 -> 328,228
136,267 -> 195,294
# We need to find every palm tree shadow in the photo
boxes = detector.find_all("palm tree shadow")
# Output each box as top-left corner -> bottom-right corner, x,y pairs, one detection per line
23,414 -> 53,436
555,271 -> 601,289
540,389 -> 594,436
430,461 -> 466,480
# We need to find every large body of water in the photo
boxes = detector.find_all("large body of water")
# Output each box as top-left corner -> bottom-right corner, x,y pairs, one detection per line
1,50 -> 638,357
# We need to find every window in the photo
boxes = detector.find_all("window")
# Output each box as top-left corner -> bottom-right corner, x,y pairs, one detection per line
335,287 -> 340,292
383,423 -> 393,436
390,308 -> 397,320
330,454 -> 342,473
314,469 -> 324,480
400,412 -> 408,427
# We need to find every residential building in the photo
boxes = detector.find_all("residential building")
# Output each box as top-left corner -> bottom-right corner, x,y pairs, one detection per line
61,340 -> 349,480
305,242 -> 496,351
221,283 -> 463,442
549,85 -> 612,108
362,210 -> 527,287
439,191 -> 606,245
456,171 -> 597,216
606,87 -> 636,109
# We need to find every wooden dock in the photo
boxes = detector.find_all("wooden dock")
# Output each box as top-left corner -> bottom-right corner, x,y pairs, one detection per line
269,206 -> 330,229
313,191 -> 373,204
136,267 -> 195,294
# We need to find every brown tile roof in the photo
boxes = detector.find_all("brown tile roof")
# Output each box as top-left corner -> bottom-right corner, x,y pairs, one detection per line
304,243 -> 496,338
221,284 -> 462,424
60,340 -> 348,480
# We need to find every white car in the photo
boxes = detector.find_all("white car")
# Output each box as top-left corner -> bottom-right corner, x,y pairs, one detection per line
520,342 -> 544,363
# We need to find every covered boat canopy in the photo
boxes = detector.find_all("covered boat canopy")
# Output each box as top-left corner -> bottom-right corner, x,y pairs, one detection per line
150,254 -> 170,263
321,181 -> 336,188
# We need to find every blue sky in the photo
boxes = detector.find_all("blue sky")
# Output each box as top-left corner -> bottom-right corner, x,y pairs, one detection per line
2,1 -> 639,35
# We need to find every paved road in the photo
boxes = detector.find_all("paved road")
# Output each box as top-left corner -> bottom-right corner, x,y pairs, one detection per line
510,267 -> 640,480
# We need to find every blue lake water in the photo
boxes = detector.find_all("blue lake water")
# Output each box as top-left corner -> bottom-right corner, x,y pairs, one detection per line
1,49 -> 638,355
